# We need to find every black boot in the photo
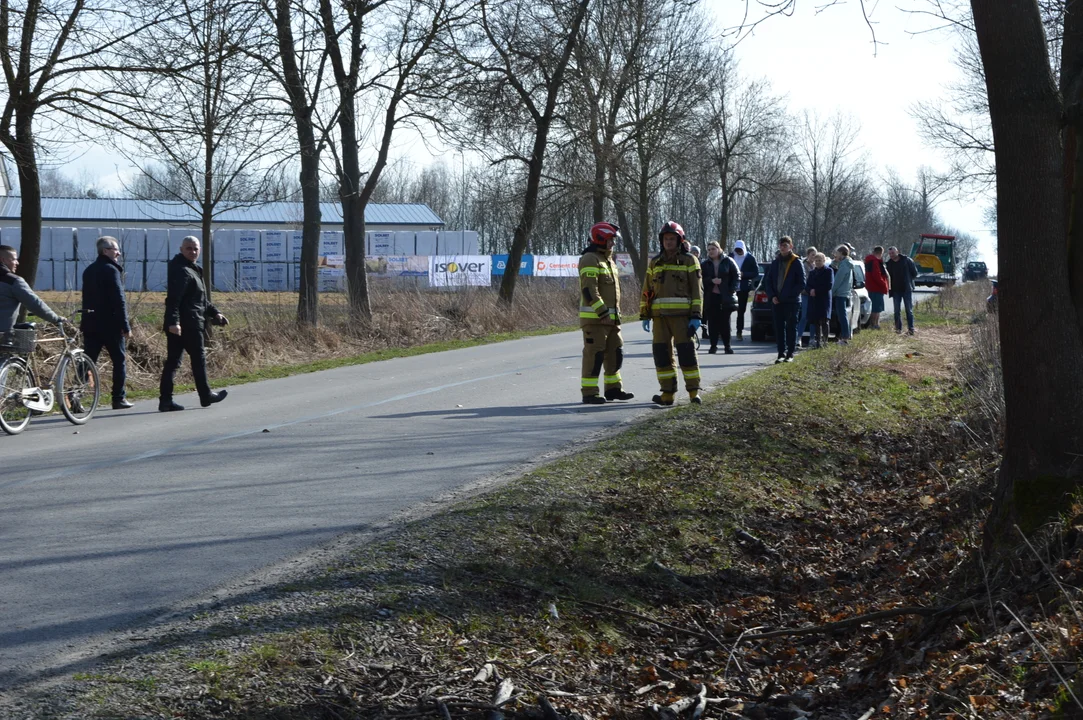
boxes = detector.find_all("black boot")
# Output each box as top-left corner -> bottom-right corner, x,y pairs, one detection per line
201,390 -> 228,408
604,389 -> 635,401
582,395 -> 606,405
159,399 -> 184,412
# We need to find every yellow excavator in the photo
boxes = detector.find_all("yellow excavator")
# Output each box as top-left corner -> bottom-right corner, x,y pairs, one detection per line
909,233 -> 957,287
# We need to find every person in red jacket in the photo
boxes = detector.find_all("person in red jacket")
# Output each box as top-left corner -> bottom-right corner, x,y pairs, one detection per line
863,246 -> 891,330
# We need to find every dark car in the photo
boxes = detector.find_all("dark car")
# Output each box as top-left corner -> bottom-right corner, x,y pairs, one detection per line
750,262 -> 773,341
986,279 -> 998,313
963,261 -> 989,282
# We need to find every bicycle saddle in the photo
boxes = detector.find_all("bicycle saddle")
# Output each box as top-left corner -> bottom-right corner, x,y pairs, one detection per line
13,322 -> 36,330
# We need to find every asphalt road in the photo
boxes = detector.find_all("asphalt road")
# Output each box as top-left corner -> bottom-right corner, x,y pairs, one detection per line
0,326 -> 779,689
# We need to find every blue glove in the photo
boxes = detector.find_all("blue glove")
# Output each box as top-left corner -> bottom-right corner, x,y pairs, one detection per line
688,318 -> 701,334
642,319 -> 651,332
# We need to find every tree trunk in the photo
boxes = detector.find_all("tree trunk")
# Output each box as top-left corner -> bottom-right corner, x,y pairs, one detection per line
11,111 -> 43,289
297,150 -> 321,326
203,129 -> 215,305
340,105 -> 370,323
1060,0 -> 1083,334
271,0 -> 320,326
493,0 -> 591,306
499,123 -> 549,304
972,0 -> 1083,541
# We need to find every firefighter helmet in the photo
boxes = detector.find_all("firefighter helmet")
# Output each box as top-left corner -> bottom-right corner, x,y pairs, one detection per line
658,221 -> 685,241
590,222 -> 621,246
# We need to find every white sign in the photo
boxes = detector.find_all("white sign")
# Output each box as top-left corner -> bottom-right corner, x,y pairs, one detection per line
238,262 -> 261,291
237,230 -> 260,261
263,263 -> 289,291
289,231 -> 303,263
534,255 -> 579,277
429,255 -> 491,287
614,253 -> 635,276
262,230 -> 287,262
372,231 -> 393,255
319,231 -> 343,256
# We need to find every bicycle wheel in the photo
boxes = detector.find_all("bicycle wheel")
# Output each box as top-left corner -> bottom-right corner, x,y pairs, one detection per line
0,358 -> 35,435
56,352 -> 100,425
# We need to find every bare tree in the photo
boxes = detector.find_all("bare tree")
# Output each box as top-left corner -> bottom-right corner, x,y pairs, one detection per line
969,0 -> 1083,541
611,1 -> 711,277
793,110 -> 872,249
700,48 -> 790,249
320,0 -> 458,321
116,0 -> 288,298
0,0 -> 164,287
451,0 -> 591,304
255,0 -> 329,325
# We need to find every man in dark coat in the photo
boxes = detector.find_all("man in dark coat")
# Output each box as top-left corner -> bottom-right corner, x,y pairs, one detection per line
729,240 -> 759,340
81,236 -> 133,409
762,235 -> 806,363
885,245 -> 920,335
158,236 -> 229,412
701,240 -> 740,354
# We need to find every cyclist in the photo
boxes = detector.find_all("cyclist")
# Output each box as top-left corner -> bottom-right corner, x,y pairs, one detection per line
0,245 -> 65,344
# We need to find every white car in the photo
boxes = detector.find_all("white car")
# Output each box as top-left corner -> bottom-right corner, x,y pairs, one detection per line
852,262 -> 871,332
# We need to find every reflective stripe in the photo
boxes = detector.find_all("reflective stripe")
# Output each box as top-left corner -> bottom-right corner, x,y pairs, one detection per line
656,370 -> 677,380
580,266 -> 612,276
681,369 -> 701,379
656,297 -> 691,305
591,298 -> 606,310
649,264 -> 698,273
581,377 -> 600,388
604,373 -> 622,384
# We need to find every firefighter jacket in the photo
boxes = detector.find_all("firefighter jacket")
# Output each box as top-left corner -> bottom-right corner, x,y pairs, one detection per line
579,246 -> 621,327
639,250 -> 703,320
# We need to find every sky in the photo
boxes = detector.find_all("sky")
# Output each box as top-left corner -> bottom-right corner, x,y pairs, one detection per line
49,0 -> 997,272
709,0 -> 997,271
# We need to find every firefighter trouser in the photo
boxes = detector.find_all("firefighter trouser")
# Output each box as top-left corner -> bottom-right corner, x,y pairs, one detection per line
581,324 -> 624,397
651,316 -> 700,394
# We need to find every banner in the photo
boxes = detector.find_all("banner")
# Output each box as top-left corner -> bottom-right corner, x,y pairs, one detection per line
387,256 -> 428,277
429,255 -> 491,287
492,254 -> 534,276
534,255 -> 579,277
614,253 -> 636,276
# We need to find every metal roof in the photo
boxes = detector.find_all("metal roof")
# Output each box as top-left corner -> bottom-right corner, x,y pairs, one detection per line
0,196 -> 444,227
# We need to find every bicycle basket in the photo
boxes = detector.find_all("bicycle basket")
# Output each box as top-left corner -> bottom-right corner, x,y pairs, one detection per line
12,328 -> 36,354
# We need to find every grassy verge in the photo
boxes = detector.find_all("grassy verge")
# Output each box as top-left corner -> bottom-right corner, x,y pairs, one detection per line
27,326 -> 1057,720
914,279 -> 992,326
122,322 -> 579,400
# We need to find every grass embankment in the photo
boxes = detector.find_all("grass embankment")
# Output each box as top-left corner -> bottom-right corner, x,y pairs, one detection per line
34,281 -> 642,398
914,279 -> 992,327
19,290 -> 1081,719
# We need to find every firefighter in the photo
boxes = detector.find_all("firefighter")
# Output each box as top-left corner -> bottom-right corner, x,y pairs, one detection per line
640,221 -> 703,406
579,222 -> 634,404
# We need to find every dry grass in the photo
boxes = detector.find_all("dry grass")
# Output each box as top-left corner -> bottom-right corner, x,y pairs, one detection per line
34,278 -> 642,394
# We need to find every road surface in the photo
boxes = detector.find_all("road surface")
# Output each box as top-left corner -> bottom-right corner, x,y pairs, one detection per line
0,328 -> 779,689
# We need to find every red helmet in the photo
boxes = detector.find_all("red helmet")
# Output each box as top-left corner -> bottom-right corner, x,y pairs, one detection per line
658,221 -> 685,241
590,221 -> 621,246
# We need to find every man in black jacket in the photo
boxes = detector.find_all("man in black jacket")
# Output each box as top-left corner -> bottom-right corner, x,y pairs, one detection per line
158,236 -> 229,412
81,236 -> 133,409
885,246 -> 919,335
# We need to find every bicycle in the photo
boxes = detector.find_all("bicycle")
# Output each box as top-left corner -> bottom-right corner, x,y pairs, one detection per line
0,318 -> 100,435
